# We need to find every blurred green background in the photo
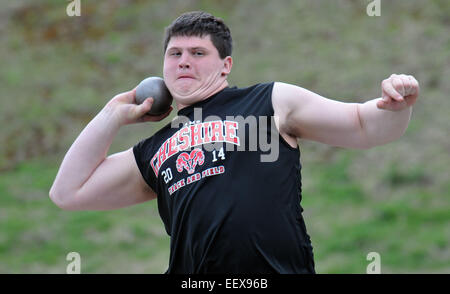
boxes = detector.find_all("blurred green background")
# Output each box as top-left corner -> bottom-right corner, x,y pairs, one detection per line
0,0 -> 449,273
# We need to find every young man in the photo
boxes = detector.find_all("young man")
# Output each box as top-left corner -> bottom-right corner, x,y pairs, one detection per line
50,11 -> 420,273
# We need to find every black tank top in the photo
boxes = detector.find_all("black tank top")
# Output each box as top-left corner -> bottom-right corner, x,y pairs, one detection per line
133,83 -> 315,273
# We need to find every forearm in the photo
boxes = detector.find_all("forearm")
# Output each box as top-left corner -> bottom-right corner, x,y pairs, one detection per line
358,98 -> 412,148
50,106 -> 121,201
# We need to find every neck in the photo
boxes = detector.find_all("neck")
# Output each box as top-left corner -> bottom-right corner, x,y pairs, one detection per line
176,80 -> 229,111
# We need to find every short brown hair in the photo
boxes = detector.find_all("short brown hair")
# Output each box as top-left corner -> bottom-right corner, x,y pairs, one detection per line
163,11 -> 233,59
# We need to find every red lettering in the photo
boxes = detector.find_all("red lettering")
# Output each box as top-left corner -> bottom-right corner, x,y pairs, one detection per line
210,121 -> 224,142
203,122 -> 211,144
168,179 -> 186,195
186,173 -> 201,184
167,133 -> 178,158
158,141 -> 168,168
190,123 -> 204,147
178,126 -> 190,150
150,152 -> 159,177
224,121 -> 239,145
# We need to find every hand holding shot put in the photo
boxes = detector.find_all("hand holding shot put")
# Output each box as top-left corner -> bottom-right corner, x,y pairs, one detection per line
50,11 -> 421,273
105,80 -> 173,126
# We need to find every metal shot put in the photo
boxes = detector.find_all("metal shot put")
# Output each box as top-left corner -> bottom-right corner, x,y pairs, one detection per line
135,77 -> 173,116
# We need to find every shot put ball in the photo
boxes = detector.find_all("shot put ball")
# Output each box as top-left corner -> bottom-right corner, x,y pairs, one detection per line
135,77 -> 173,115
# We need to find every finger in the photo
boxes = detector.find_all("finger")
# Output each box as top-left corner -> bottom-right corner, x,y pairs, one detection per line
377,96 -> 398,110
140,106 -> 173,122
148,106 -> 174,121
377,97 -> 408,112
408,75 -> 420,96
392,76 -> 405,98
405,75 -> 420,97
402,75 -> 413,95
382,79 -> 404,101
136,98 -> 154,116
376,99 -> 387,109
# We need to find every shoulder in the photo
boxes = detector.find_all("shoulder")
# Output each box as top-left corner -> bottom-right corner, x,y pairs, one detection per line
226,82 -> 275,97
272,82 -> 323,115
271,82 -> 308,146
271,82 -> 299,120
272,82 -> 303,105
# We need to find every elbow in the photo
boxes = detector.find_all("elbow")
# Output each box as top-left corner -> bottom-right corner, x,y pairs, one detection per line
49,189 -> 67,210
49,187 -> 77,211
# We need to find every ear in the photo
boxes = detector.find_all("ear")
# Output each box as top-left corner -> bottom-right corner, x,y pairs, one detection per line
221,56 -> 233,76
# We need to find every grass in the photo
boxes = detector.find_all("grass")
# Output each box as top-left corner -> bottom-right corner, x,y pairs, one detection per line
0,0 -> 449,273
300,148 -> 449,273
0,158 -> 170,273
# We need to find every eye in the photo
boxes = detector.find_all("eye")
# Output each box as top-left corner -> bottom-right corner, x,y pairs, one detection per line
194,51 -> 204,56
169,51 -> 181,56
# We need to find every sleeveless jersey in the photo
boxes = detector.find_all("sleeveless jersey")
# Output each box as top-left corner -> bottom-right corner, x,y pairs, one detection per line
133,83 -> 315,273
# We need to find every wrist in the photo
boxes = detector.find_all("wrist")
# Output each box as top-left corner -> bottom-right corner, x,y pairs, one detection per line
98,104 -> 124,131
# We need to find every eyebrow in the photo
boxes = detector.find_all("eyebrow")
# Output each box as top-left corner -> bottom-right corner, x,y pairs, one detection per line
167,46 -> 209,51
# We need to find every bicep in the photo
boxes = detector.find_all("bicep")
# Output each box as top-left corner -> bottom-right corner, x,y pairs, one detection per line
273,82 -> 368,149
72,148 -> 156,210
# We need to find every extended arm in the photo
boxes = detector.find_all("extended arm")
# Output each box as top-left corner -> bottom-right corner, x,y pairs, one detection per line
273,74 -> 420,149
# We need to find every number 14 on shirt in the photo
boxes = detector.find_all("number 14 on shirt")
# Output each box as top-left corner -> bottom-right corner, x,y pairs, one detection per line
212,147 -> 225,162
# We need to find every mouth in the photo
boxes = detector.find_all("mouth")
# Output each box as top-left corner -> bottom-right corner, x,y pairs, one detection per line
177,75 -> 195,80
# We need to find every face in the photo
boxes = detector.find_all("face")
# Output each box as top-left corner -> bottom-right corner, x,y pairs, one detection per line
163,35 -> 232,108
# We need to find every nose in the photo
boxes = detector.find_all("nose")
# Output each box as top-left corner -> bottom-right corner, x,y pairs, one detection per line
178,53 -> 191,70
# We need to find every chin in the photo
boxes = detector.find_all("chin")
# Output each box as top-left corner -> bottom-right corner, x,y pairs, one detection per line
172,84 -> 200,100
174,95 -> 202,106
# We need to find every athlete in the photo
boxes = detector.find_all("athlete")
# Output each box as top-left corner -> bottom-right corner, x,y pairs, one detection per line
49,11 -> 420,273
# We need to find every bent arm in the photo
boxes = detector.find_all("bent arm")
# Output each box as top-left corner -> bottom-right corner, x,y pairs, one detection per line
49,108 -> 155,210
49,88 -> 172,210
273,77 -> 418,149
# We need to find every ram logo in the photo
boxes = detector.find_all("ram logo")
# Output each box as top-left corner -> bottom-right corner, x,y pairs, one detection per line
176,148 -> 205,174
